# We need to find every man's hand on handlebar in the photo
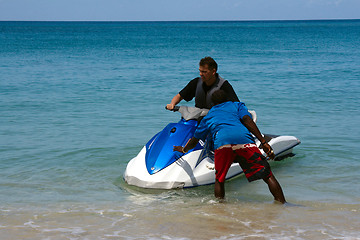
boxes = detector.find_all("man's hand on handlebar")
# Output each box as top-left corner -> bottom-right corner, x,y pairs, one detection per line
165,104 -> 180,111
166,104 -> 175,110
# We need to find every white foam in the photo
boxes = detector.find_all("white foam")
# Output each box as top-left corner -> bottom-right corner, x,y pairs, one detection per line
42,227 -> 87,235
24,220 -> 40,229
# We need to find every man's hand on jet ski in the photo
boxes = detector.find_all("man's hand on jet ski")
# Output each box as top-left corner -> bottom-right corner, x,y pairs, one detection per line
241,115 -> 275,160
166,103 -> 175,110
173,146 -> 186,153
165,105 -> 180,111
173,137 -> 199,154
261,142 -> 275,160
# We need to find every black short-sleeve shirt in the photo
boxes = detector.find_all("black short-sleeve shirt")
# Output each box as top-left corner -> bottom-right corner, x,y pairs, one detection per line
179,77 -> 240,103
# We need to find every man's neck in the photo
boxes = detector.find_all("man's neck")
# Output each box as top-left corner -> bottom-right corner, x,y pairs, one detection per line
205,74 -> 218,86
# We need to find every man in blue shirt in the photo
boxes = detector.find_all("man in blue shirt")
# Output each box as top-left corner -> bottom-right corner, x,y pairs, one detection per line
174,90 -> 286,203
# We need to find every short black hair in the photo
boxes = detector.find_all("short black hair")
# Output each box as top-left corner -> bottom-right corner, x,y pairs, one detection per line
211,90 -> 228,105
199,56 -> 218,71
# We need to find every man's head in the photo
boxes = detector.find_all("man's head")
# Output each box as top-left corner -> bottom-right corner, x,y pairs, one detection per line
199,57 -> 217,86
211,90 -> 228,106
199,56 -> 218,71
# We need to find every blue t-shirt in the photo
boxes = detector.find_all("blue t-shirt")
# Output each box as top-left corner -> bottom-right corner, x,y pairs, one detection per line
194,101 -> 255,150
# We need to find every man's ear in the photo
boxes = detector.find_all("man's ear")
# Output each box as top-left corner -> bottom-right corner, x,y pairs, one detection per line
212,68 -> 216,76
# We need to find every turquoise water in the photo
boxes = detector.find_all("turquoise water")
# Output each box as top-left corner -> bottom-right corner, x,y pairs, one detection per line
1,20 -> 360,239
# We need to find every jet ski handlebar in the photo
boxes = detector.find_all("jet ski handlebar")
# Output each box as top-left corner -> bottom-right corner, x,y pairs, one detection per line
165,105 -> 180,112
166,105 -> 209,121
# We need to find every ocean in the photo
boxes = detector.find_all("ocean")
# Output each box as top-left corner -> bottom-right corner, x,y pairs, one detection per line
0,20 -> 359,239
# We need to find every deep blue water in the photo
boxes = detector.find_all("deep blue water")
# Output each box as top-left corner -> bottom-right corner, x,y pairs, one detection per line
0,20 -> 359,239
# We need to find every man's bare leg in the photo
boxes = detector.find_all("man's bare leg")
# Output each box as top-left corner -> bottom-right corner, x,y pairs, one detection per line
214,179 -> 225,199
263,175 -> 286,204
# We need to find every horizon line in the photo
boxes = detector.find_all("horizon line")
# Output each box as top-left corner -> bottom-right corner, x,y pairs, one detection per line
1,18 -> 359,23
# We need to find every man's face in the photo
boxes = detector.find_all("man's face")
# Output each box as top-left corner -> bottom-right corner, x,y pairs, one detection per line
199,64 -> 216,86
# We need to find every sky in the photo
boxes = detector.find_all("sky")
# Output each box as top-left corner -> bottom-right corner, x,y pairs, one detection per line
0,0 -> 359,21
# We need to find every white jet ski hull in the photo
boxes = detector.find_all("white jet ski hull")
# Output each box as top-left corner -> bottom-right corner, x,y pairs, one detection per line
124,134 -> 300,189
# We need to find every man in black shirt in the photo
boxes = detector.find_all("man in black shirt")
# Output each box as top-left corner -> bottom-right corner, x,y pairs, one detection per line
166,57 -> 239,110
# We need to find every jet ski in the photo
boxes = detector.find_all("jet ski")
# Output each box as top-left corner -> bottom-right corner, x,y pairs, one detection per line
123,106 -> 300,189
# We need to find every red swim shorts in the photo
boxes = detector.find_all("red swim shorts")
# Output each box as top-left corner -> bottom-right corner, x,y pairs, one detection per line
214,143 -> 272,183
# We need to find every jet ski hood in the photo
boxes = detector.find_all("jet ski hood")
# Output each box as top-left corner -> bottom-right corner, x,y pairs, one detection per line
145,106 -> 208,175
145,119 -> 202,175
